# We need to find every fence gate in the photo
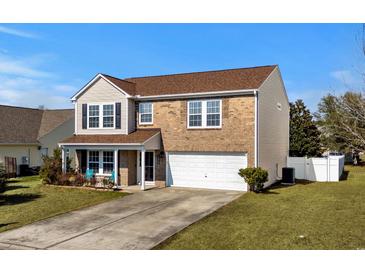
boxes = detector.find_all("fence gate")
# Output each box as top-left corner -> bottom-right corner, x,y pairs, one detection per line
4,156 -> 17,178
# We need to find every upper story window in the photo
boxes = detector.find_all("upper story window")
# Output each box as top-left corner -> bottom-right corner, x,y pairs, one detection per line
188,99 -> 222,129
103,104 -> 114,128
139,102 -> 153,125
88,103 -> 114,129
88,105 -> 100,128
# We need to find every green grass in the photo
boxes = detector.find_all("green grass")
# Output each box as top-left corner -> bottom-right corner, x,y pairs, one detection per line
0,176 -> 127,233
157,165 -> 365,249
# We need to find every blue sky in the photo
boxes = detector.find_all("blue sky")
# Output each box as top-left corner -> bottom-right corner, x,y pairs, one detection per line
0,23 -> 363,111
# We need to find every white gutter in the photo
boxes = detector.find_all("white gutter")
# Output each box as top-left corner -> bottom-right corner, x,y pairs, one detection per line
254,90 -> 259,168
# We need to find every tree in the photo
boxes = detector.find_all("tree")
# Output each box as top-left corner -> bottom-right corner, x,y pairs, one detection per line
316,91 -> 365,152
289,99 -> 322,157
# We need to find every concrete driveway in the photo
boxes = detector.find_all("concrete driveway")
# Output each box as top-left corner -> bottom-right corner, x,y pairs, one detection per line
0,187 -> 242,250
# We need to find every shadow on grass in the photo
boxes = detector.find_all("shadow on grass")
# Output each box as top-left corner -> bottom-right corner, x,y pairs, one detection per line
0,193 -> 42,206
260,179 -> 316,194
0,222 -> 18,228
340,170 -> 349,181
3,184 -> 30,191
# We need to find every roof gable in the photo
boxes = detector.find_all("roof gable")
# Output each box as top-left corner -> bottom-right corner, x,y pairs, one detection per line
71,74 -> 135,100
38,109 -> 74,138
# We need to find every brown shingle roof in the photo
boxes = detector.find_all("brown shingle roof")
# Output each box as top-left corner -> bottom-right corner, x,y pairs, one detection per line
0,105 -> 73,144
0,105 -> 43,144
124,65 -> 277,96
102,74 -> 137,95
60,129 -> 160,144
38,109 -> 74,138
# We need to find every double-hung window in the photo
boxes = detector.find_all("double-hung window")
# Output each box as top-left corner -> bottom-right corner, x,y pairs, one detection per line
88,103 -> 114,129
188,101 -> 202,127
88,105 -> 100,128
88,150 -> 114,175
103,104 -> 114,128
188,99 -> 222,128
102,151 -> 114,174
139,102 -> 153,125
88,151 -> 99,173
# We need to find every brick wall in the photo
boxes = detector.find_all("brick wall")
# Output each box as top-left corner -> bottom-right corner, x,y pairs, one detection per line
137,95 -> 255,167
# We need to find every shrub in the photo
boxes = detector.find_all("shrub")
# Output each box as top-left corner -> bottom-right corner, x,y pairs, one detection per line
0,163 -> 7,193
40,148 -> 71,184
238,167 -> 268,193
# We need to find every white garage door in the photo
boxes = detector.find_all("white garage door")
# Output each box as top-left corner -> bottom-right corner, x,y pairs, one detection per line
167,152 -> 248,191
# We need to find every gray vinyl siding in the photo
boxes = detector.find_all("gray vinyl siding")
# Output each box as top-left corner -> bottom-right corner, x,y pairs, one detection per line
258,67 -> 290,184
76,78 -> 128,134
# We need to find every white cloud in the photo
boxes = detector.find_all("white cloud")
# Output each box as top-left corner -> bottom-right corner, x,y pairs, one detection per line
0,50 -> 75,109
53,84 -> 77,93
0,25 -> 39,39
330,70 -> 357,85
0,54 -> 52,78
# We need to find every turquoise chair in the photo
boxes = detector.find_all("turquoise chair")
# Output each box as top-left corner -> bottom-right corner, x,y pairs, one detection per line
109,171 -> 116,184
85,169 -> 94,180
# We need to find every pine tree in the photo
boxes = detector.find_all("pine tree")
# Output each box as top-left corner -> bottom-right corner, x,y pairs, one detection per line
289,99 -> 322,157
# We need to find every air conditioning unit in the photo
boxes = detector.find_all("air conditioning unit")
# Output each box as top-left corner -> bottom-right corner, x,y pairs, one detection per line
21,156 -> 29,164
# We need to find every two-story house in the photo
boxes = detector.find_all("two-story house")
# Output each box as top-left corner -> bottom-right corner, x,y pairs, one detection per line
59,65 -> 289,191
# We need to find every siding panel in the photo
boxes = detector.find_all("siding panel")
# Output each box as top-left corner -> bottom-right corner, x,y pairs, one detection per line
258,68 -> 289,184
76,78 -> 128,134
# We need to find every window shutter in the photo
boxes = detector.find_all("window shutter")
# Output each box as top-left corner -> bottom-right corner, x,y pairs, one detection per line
82,104 -> 87,129
116,102 -> 121,129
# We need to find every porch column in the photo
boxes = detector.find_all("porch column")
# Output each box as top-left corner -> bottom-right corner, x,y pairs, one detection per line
141,147 -> 146,190
61,146 -> 66,173
114,149 -> 119,188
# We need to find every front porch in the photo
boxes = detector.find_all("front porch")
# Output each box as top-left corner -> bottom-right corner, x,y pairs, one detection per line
59,129 -> 165,190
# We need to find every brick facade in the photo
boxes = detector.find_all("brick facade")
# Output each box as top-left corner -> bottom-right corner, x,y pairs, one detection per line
137,95 -> 255,167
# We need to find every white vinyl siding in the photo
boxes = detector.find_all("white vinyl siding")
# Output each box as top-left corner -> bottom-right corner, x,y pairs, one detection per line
187,99 -> 222,129
76,78 -> 128,134
258,67 -> 289,185
167,152 -> 248,191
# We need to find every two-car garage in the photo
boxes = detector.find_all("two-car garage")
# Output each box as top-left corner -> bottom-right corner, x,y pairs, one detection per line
166,152 -> 248,191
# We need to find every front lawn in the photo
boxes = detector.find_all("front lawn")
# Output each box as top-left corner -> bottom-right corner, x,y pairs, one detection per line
0,176 -> 127,233
156,165 -> 365,249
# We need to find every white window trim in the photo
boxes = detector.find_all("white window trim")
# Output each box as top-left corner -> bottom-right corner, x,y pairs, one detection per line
87,150 -> 114,176
139,102 -> 153,125
87,103 -> 116,129
187,99 -> 222,129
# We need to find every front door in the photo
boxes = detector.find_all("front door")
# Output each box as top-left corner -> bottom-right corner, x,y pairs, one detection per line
138,151 -> 154,183
145,151 -> 154,181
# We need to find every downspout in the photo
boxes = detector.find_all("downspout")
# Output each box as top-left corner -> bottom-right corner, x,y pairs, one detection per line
254,90 -> 259,168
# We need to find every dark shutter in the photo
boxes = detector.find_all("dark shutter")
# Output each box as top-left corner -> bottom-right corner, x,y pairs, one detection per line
116,102 -> 121,129
82,104 -> 87,129
80,150 -> 87,173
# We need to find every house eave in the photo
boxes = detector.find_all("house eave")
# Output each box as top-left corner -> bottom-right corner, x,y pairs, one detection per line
133,89 -> 257,101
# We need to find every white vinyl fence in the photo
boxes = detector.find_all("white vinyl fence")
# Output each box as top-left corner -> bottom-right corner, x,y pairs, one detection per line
287,155 -> 345,182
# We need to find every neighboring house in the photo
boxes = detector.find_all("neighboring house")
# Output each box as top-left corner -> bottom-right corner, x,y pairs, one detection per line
60,65 -> 289,191
0,105 -> 74,175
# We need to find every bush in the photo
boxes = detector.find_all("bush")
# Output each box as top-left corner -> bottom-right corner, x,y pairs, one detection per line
238,167 -> 268,193
40,148 -> 71,184
0,163 -> 7,193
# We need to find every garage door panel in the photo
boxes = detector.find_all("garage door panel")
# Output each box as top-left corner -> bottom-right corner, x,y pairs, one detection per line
168,152 -> 248,191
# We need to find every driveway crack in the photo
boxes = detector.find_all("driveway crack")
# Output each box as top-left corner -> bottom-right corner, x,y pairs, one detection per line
44,200 -> 171,249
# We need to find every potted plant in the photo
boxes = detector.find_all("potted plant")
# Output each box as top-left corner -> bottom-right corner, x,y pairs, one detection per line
238,167 -> 268,193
